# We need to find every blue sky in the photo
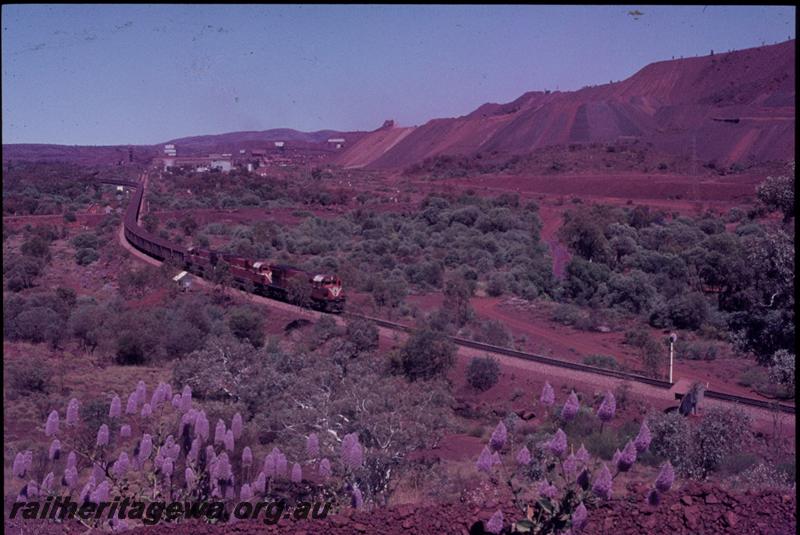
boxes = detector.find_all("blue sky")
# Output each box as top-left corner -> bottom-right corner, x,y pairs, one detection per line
1,5 -> 795,145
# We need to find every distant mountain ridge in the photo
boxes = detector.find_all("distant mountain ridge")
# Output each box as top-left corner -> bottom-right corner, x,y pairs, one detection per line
2,127 -> 367,164
336,39 -> 795,169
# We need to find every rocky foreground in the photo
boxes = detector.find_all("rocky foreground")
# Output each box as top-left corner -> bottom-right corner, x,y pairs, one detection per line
4,482 -> 795,535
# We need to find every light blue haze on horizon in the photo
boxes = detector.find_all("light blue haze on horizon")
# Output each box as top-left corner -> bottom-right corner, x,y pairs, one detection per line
1,4 -> 795,145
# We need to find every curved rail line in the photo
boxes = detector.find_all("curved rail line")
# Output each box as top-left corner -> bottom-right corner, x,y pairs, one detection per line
109,173 -> 795,416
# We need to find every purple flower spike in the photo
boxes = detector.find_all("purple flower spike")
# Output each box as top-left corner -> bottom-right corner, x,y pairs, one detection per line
516,446 -> 531,466
138,433 -> 153,464
45,410 -> 60,437
616,440 -> 637,472
262,451 -> 275,478
597,391 -> 616,422
120,424 -> 132,438
540,382 -> 555,407
224,429 -> 235,452
275,451 -> 287,478
563,453 -> 578,478
561,391 -> 580,421
572,502 -> 588,531
162,458 -> 174,477
537,479 -> 558,499
150,384 -> 165,408
79,476 -> 95,503
13,452 -> 27,478
66,399 -> 80,425
242,446 -> 253,468
135,381 -> 147,405
575,443 -> 590,465
341,433 -> 364,470
548,428 -> 568,458
655,461 -> 675,493
253,471 -> 266,493
634,420 -> 652,454
476,446 -> 493,473
491,452 -> 502,466
140,403 -> 152,418
611,449 -> 621,468
112,453 -> 130,479
490,421 -> 507,451
49,439 -> 61,461
240,483 -> 253,501
185,467 -> 196,489
319,458 -> 332,480
41,474 -> 53,491
214,420 -> 226,445
351,486 -> 364,510
109,396 -> 122,419
592,464 -> 613,499
27,480 -> 39,499
63,466 -> 78,489
91,479 -> 111,503
195,411 -> 209,442
125,393 -> 138,415
306,433 -> 320,458
486,510 -> 504,534
231,412 -> 243,440
291,463 -> 302,483
180,385 -> 192,412
96,424 -> 109,447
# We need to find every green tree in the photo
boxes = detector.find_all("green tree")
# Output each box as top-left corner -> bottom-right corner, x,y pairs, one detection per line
442,274 -> 474,326
227,306 -> 265,348
142,213 -> 159,233
346,318 -> 379,352
21,235 -> 51,260
466,356 -> 500,391
68,302 -> 104,353
398,326 -> 456,381
179,215 -> 199,236
756,165 -> 795,222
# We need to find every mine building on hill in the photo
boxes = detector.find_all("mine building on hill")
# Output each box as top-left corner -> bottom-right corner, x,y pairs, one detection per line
209,154 -> 233,172
327,138 -> 346,149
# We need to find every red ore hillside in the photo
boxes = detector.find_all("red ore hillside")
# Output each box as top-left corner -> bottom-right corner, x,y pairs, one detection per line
337,40 -> 794,170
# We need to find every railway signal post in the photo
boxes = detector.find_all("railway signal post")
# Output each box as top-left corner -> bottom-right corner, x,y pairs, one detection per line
669,332 -> 677,384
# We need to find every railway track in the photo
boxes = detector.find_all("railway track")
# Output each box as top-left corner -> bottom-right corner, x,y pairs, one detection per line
109,172 -> 796,416
347,313 -> 795,415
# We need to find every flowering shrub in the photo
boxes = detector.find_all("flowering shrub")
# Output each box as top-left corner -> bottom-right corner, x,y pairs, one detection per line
648,407 -> 752,479
727,462 -> 793,492
477,388 -> 670,534
10,380 -> 383,529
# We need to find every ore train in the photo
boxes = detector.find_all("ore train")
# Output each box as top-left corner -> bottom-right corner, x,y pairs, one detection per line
115,176 -> 346,313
